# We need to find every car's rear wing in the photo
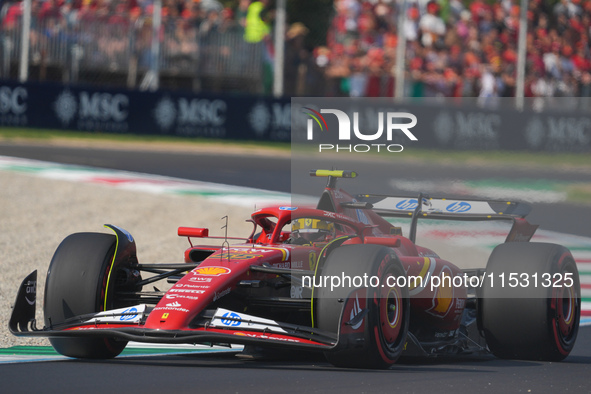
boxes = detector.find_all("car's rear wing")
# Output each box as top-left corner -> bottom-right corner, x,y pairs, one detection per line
356,193 -> 539,243
359,194 -> 532,219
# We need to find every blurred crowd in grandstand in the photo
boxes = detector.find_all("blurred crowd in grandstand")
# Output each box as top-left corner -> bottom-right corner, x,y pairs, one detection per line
1,0 -> 248,68
0,0 -> 271,91
1,0 -> 590,100
320,0 -> 591,101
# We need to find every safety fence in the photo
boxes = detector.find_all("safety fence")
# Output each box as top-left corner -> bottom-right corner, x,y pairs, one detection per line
0,6 -> 263,93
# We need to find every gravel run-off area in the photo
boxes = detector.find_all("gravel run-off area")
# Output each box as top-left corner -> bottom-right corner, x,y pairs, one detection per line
0,170 -> 254,348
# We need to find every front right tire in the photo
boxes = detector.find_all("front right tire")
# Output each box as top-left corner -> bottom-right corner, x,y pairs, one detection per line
315,244 -> 409,369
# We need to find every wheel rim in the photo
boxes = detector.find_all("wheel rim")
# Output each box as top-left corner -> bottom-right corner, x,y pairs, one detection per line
380,281 -> 403,348
553,262 -> 579,349
556,281 -> 577,339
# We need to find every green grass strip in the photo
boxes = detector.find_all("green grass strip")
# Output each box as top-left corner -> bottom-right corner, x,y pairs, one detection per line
0,128 -> 291,152
0,345 -> 227,356
465,179 -> 561,191
120,347 -> 221,355
0,346 -> 60,356
2,127 -> 591,169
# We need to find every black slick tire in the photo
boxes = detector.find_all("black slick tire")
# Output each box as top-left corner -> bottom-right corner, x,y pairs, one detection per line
480,242 -> 580,361
315,244 -> 409,369
44,232 -> 127,359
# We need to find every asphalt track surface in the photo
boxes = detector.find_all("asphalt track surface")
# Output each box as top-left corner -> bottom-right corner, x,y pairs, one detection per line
1,143 -> 590,393
1,330 -> 590,393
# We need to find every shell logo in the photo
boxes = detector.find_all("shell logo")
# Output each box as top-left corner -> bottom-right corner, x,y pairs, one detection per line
427,267 -> 454,318
194,266 -> 231,276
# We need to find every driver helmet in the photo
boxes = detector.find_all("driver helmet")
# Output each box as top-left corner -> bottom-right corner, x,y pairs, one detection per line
291,218 -> 335,243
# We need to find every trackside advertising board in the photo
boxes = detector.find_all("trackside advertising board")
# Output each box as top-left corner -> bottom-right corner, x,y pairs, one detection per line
1,80 -> 590,152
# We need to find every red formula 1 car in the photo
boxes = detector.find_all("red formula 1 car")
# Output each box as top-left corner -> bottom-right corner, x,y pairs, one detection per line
10,170 -> 580,368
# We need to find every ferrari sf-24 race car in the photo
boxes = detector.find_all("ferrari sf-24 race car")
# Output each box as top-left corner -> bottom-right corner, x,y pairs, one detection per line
10,170 -> 580,369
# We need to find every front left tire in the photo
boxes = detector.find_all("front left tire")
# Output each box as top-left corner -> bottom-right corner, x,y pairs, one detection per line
44,232 -> 128,359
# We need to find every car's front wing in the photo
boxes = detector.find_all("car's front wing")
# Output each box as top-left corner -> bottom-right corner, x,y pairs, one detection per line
9,271 -> 359,353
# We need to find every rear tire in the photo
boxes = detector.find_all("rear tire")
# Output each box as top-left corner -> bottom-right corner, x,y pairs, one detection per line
315,245 -> 409,369
480,242 -> 580,361
44,232 -> 128,359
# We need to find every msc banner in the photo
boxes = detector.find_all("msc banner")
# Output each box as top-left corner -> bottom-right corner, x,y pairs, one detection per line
0,80 -> 589,152
290,98 -> 591,153
415,103 -> 591,152
0,80 -> 291,142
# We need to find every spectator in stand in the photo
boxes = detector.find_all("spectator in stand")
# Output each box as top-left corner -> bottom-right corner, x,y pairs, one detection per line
455,10 -> 471,41
573,45 -> 590,73
236,0 -> 250,29
243,0 -> 274,94
553,0 -> 581,18
404,5 -> 420,42
244,0 -> 271,43
200,8 -> 220,36
419,1 -> 446,48
543,42 -> 562,80
283,22 -> 309,96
